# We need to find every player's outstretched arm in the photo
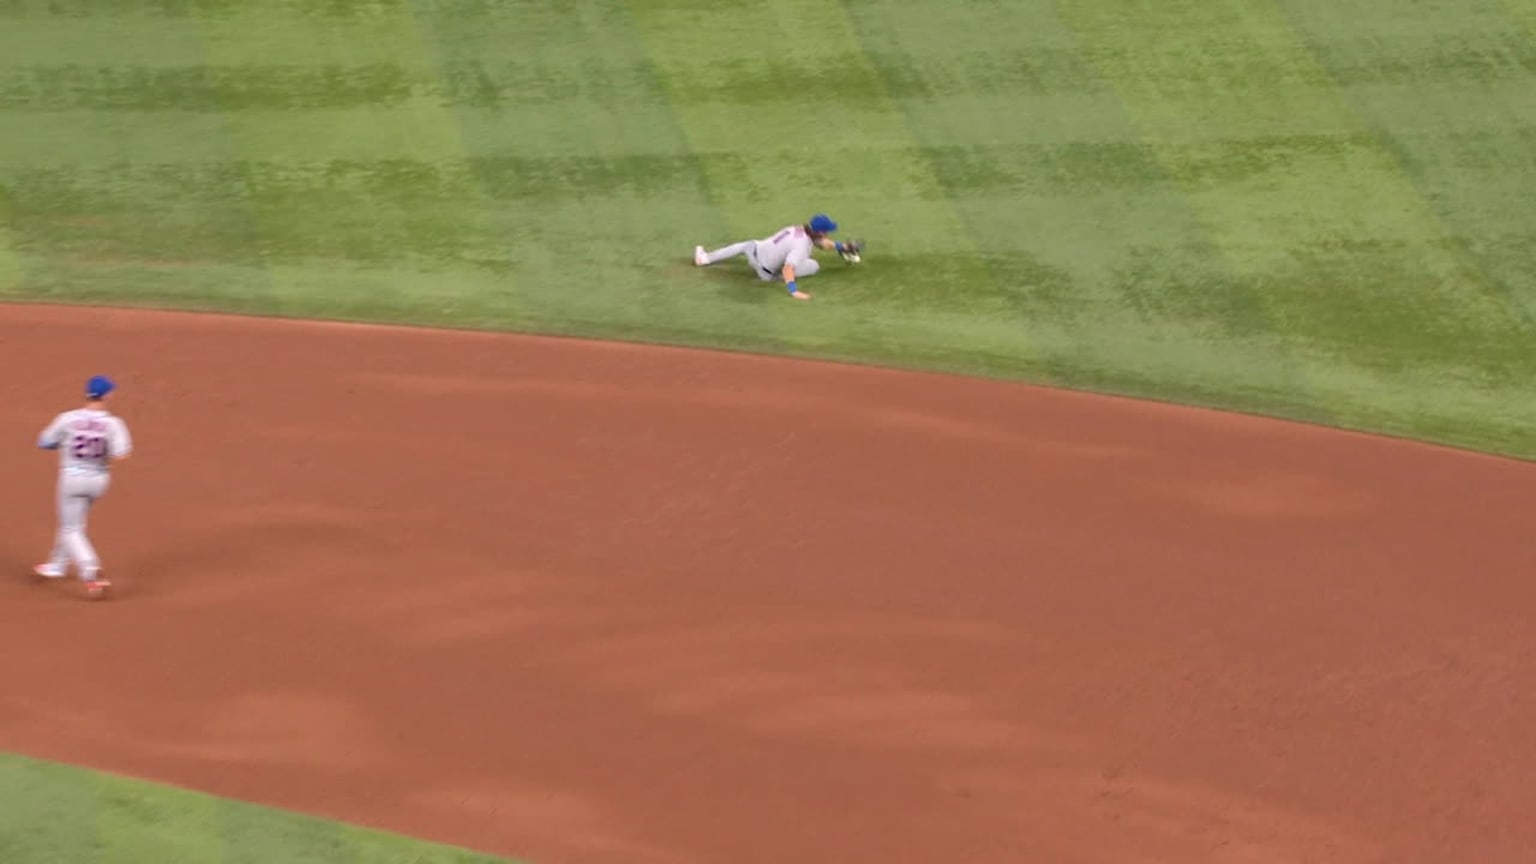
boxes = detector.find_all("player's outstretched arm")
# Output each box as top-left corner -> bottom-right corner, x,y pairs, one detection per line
782,263 -> 811,300
36,416 -> 64,450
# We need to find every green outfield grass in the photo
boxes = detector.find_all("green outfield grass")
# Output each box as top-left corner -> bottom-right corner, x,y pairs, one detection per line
1,0 -> 1535,852
0,752 -> 512,863
0,0 -> 1533,458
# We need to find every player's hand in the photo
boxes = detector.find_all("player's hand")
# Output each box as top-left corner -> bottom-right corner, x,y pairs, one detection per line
790,290 -> 812,300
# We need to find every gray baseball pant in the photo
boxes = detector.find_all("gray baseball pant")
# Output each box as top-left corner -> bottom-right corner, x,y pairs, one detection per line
51,474 -> 109,580
701,242 -> 820,280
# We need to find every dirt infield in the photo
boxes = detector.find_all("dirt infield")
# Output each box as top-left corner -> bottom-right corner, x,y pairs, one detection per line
1,304 -> 1534,863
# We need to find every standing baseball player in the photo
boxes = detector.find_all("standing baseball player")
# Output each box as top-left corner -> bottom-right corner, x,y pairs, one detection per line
694,213 -> 862,301
34,375 -> 132,599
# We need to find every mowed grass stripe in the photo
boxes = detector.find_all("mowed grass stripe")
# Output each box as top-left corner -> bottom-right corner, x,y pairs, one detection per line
0,8 -> 226,297
0,1 -> 751,330
839,0 -> 1151,386
189,3 -> 520,320
624,0 -> 1007,357
0,64 -> 421,111
11,160 -> 521,268
841,2 -> 1163,329
1055,0 -> 1518,431
1275,0 -> 1536,333
412,0 -> 752,335
840,0 -> 1338,403
0,14 -> 416,68
16,84 -> 1451,166
0,107 -> 698,166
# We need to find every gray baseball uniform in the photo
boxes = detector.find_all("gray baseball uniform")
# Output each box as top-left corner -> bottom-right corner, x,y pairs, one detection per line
37,407 -> 132,580
700,224 -> 821,280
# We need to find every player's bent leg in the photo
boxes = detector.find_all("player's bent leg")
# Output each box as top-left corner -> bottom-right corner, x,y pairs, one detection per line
43,537 -> 68,576
60,502 -> 98,579
47,524 -> 69,575
797,258 -> 821,277
43,484 -> 73,577
58,477 -> 108,581
700,241 -> 754,265
743,244 -> 779,281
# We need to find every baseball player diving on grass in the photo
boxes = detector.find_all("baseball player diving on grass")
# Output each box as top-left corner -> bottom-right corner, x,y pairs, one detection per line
694,213 -> 863,301
34,375 -> 132,599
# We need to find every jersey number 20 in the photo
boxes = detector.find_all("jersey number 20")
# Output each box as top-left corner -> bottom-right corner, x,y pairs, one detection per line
71,434 -> 108,460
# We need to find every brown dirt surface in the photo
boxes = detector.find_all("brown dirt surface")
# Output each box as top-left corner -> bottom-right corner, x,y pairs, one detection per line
1,303 -> 1534,864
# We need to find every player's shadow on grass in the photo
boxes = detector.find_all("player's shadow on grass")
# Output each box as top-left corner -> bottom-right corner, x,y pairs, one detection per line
706,271 -> 775,305
668,258 -> 775,305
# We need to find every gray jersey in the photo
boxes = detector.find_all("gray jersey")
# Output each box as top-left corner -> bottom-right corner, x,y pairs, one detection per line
754,224 -> 815,274
38,408 -> 132,477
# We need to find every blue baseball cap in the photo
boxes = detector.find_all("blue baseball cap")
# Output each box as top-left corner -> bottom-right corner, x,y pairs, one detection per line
86,375 -> 115,399
809,213 -> 838,233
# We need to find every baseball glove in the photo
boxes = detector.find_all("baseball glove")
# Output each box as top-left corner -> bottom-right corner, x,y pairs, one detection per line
839,238 -> 865,263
